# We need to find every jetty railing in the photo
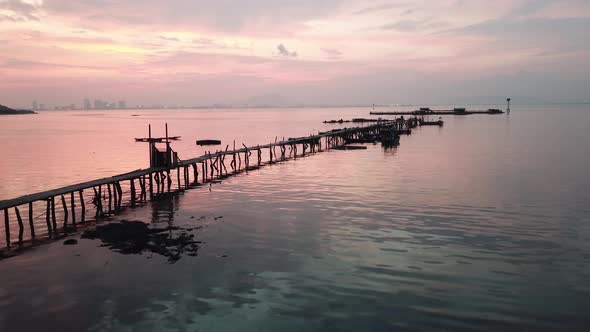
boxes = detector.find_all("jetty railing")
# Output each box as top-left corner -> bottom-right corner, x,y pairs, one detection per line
0,120 -> 410,251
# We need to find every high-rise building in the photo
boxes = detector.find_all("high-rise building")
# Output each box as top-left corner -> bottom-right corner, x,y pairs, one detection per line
84,98 -> 91,110
94,99 -> 106,110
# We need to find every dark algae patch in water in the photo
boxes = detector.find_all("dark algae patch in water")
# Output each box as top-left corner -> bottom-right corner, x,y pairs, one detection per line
81,220 -> 201,263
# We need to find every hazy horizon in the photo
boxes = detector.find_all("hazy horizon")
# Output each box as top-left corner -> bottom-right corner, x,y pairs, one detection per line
1,0 -> 589,108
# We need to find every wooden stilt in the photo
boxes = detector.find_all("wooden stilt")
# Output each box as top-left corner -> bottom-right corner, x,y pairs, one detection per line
154,172 -> 160,193
233,141 -> 237,174
139,176 -> 146,200
15,207 -> 23,243
238,150 -> 242,171
61,194 -> 68,227
112,182 -> 118,210
149,172 -> 154,197
70,192 -> 76,225
202,162 -> 206,183
79,190 -> 86,223
166,171 -> 171,192
185,166 -> 190,186
116,182 -> 123,208
28,202 -> 35,239
177,167 -> 181,189
4,209 -> 10,247
269,143 -> 273,163
51,196 -> 57,231
46,199 -> 52,233
193,163 -> 198,184
107,183 -> 112,213
130,179 -> 136,205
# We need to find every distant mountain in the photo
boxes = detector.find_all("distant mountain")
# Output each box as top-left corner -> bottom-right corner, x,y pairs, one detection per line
0,104 -> 36,115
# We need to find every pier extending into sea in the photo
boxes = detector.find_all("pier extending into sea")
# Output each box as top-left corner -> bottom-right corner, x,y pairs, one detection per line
370,107 -> 504,116
0,119 -> 412,253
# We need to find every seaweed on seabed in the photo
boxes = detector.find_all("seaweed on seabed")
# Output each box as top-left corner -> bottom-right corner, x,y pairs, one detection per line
81,220 -> 201,263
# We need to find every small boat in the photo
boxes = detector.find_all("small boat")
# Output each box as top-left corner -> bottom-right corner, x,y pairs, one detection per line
418,117 -> 444,126
196,139 -> 222,146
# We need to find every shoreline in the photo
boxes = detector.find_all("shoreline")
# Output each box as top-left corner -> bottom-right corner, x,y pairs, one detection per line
0,104 -> 36,115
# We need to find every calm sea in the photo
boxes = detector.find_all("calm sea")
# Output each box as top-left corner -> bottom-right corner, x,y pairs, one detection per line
0,106 -> 589,331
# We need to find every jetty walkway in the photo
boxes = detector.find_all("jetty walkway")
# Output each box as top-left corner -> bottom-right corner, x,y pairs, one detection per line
0,120 -> 411,251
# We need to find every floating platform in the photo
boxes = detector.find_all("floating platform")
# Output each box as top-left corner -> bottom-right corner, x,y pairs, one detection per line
196,139 -> 222,146
371,108 -> 504,116
419,119 -> 444,126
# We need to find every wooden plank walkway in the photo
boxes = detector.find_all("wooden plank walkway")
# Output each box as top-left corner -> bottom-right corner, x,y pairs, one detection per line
0,120 -> 409,250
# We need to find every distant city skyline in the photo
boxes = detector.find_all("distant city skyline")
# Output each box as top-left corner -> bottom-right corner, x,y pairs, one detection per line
1,1 -> 589,108
31,98 -> 128,111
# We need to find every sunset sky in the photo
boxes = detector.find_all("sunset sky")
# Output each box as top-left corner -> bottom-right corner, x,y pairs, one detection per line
1,0 -> 589,108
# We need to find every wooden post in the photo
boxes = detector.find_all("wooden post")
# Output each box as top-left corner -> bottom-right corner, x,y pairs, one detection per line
269,143 -> 273,163
15,207 -> 24,243
61,194 -> 68,227
51,196 -> 57,231
92,186 -> 102,217
112,183 -> 118,210
79,190 -> 86,223
148,124 -> 153,167
237,150 -> 242,171
70,192 -> 76,225
149,172 -> 153,197
45,199 -> 52,233
185,166 -> 190,186
177,167 -> 181,189
116,182 -> 123,208
4,209 -> 9,247
28,202 -> 35,239
209,153 -> 215,178
139,176 -> 146,201
130,179 -> 136,205
165,123 -> 170,165
258,147 -> 262,166
107,183 -> 112,213
202,162 -> 206,183
154,172 -> 160,193
193,163 -> 198,184
166,170 -> 171,192
233,141 -> 237,174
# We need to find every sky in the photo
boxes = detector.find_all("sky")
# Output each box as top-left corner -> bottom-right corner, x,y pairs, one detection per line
1,0 -> 589,108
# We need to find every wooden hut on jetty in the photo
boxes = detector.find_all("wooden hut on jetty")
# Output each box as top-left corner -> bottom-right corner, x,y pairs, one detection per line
0,119 -> 416,253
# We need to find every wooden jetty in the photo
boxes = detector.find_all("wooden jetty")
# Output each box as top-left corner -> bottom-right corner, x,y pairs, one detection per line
371,107 -> 504,116
0,119 -> 415,252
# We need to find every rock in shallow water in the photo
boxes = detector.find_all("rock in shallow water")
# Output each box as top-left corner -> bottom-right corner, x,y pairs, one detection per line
81,221 -> 201,263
